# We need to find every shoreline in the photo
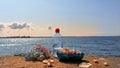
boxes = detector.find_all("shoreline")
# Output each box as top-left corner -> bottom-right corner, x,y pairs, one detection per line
0,55 -> 120,68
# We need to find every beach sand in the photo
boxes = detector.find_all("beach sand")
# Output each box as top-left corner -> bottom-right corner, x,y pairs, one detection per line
0,56 -> 120,68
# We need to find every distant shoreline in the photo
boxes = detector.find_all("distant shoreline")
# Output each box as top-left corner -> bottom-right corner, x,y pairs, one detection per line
0,36 -> 120,38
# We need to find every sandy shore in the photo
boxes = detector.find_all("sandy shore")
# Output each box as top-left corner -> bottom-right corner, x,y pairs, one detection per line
0,56 -> 120,68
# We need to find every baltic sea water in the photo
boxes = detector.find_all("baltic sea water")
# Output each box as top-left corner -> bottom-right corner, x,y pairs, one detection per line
0,36 -> 120,57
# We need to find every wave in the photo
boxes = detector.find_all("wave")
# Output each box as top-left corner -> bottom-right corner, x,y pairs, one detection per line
0,44 -> 22,46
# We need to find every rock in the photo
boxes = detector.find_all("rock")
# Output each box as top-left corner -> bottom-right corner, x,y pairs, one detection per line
38,55 -> 46,62
14,53 -> 25,56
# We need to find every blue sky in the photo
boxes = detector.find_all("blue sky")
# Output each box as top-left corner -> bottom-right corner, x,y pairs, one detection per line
0,0 -> 120,36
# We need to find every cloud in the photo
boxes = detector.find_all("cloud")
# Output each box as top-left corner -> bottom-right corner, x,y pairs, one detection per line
0,24 -> 4,31
0,24 -> 4,28
8,22 -> 30,29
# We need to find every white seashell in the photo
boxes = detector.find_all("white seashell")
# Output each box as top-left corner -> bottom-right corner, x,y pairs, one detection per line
104,62 -> 109,66
50,59 -> 54,63
43,60 -> 49,64
99,58 -> 105,60
93,59 -> 98,63
79,62 -> 92,68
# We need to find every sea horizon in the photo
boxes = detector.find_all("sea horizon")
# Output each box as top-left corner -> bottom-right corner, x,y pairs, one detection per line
0,35 -> 120,38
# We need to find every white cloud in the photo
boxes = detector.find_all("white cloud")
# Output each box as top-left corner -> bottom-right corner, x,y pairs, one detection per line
8,22 -> 30,29
0,22 -> 31,33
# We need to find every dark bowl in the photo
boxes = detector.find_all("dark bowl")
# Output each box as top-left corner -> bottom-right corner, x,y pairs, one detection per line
56,52 -> 84,61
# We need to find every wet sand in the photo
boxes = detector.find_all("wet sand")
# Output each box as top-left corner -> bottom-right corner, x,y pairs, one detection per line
0,56 -> 120,68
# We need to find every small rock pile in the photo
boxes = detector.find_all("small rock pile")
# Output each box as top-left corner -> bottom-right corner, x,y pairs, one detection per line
25,45 -> 51,61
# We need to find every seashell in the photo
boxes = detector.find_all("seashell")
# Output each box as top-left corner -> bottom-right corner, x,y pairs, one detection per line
104,62 -> 109,66
62,49 -> 66,54
33,47 -> 36,50
50,59 -> 54,63
93,59 -> 98,63
79,62 -> 92,68
47,61 -> 53,67
79,52 -> 83,54
72,49 -> 76,54
68,50 -> 74,55
62,48 -> 68,54
43,60 -> 48,64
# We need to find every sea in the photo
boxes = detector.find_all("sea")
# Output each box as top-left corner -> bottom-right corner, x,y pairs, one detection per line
0,36 -> 120,57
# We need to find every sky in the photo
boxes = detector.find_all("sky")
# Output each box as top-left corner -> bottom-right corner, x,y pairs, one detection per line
0,0 -> 120,37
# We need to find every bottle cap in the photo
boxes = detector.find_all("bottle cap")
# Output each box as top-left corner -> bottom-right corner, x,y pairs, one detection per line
55,28 -> 60,33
